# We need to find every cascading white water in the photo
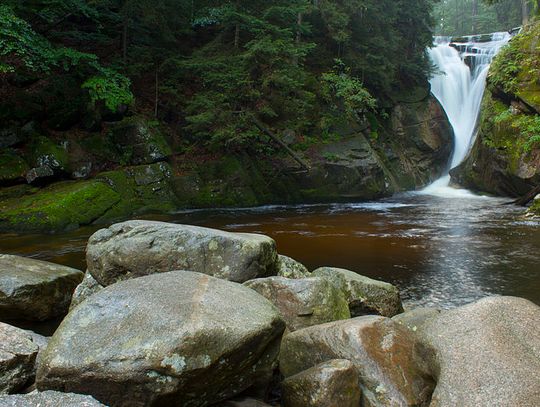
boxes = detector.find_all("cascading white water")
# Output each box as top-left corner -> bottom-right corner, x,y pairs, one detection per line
422,32 -> 511,197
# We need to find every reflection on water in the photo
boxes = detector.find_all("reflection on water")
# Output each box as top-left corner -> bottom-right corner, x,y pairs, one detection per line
1,193 -> 539,309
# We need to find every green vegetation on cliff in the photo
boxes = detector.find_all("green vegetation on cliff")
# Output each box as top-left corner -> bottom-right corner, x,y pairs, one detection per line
451,20 -> 540,198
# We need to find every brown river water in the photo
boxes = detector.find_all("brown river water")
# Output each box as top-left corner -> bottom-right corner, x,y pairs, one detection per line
1,192 -> 539,309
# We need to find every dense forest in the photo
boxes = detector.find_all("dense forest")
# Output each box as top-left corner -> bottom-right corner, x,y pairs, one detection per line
1,0 -> 437,154
434,0 -> 537,35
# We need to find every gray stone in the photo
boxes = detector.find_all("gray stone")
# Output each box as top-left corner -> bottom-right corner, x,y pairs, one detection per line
86,221 -> 278,286
0,391 -> 106,406
0,322 -> 38,394
111,117 -> 172,165
244,276 -> 350,332
416,296 -> 540,407
0,254 -> 84,321
312,267 -> 403,317
282,359 -> 361,407
36,271 -> 285,407
25,166 -> 54,185
217,398 -> 272,407
69,271 -> 104,310
392,307 -> 442,333
280,316 -> 435,407
276,255 -> 310,279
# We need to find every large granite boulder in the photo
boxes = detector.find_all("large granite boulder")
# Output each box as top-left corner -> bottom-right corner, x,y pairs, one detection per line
416,296 -> 540,407
0,391 -> 106,406
69,271 -> 103,310
0,322 -> 39,394
312,267 -> 403,317
392,307 -> 442,333
0,254 -> 84,321
276,255 -> 310,279
282,359 -> 361,407
280,316 -> 435,407
36,271 -> 285,407
244,276 -> 350,332
86,221 -> 278,286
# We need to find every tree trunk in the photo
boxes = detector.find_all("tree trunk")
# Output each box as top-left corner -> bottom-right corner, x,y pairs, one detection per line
472,0 -> 479,33
122,16 -> 128,64
522,0 -> 530,26
154,68 -> 159,119
234,24 -> 240,48
252,119 -> 311,171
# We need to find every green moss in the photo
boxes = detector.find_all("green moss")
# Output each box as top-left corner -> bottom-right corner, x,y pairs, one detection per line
96,162 -> 177,220
0,180 -> 121,232
528,199 -> 540,216
0,150 -> 29,183
490,21 -> 540,113
26,136 -> 70,171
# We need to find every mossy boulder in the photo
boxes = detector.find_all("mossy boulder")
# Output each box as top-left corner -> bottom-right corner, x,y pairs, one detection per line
244,276 -> 351,333
0,150 -> 29,185
0,180 -> 121,232
26,136 -> 70,172
312,267 -> 403,318
110,117 -> 172,165
96,162 -> 177,219
276,255 -> 310,279
282,359 -> 361,407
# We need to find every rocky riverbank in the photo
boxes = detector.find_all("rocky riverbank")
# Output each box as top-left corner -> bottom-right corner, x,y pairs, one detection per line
0,89 -> 453,233
1,221 -> 539,406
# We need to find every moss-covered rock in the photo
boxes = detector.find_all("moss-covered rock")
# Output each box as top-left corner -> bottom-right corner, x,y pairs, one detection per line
110,116 -> 172,165
0,150 -> 29,185
0,180 -> 121,232
452,22 -> 540,197
96,162 -> 177,220
244,276 -> 350,333
26,136 -> 70,173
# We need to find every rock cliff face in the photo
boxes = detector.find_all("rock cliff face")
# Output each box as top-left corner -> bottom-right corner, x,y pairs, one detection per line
451,22 -> 540,198
0,89 -> 453,232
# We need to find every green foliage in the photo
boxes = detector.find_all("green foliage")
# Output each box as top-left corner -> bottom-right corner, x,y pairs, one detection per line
1,0 -> 438,154
321,63 -> 376,122
82,69 -> 134,111
434,0 -> 522,36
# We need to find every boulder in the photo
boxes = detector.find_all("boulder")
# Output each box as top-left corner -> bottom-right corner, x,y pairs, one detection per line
392,307 -> 441,333
244,276 -> 350,332
0,254 -> 84,321
0,322 -> 39,394
36,271 -> 285,407
0,150 -> 29,186
0,391 -> 106,406
282,359 -> 361,407
69,271 -> 103,310
416,296 -> 540,407
86,221 -> 278,286
280,316 -> 435,407
312,267 -> 403,317
25,165 -> 54,185
110,117 -> 172,165
276,255 -> 310,279
0,181 -> 122,233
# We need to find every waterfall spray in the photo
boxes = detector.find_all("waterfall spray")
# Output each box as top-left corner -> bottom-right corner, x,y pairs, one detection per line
422,32 -> 511,196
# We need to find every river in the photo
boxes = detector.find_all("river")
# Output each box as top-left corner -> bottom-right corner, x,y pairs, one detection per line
1,192 -> 539,309
2,31 -> 539,311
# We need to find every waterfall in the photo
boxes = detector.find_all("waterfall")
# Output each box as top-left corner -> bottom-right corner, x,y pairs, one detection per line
421,32 -> 511,196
